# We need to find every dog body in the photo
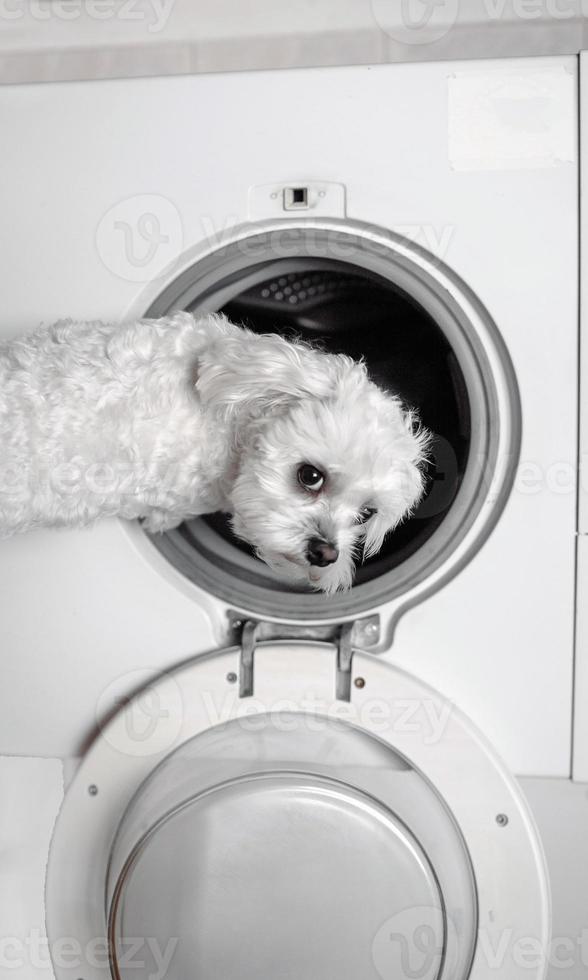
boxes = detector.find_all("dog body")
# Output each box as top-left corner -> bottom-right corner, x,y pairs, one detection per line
0,312 -> 428,592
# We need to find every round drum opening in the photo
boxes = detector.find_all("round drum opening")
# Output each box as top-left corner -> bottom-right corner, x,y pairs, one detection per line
201,261 -> 468,585
145,220 -> 519,620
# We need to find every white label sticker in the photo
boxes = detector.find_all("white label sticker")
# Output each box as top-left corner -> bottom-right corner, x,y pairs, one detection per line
448,64 -> 576,171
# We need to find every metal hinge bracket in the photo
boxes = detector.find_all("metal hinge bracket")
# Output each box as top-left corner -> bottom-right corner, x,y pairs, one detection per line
228,612 -> 380,701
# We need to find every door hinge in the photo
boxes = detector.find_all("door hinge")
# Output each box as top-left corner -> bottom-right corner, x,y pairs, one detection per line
227,613 -> 380,701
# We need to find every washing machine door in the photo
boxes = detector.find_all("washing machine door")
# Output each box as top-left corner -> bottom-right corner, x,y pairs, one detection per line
46,641 -> 549,980
110,772 -> 444,979
107,719 -> 476,980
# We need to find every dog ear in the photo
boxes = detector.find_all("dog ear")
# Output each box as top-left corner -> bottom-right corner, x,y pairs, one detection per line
361,408 -> 430,559
195,329 -> 363,418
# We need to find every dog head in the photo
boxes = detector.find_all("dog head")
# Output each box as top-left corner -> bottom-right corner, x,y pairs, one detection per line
197,324 -> 429,594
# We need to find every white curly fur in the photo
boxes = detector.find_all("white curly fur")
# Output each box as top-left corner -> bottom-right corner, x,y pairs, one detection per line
0,311 -> 429,593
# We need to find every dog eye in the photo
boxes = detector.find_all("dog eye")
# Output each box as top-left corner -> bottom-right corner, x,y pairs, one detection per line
358,506 -> 377,523
297,464 -> 325,492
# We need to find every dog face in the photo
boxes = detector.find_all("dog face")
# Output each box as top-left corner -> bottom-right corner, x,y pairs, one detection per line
196,323 -> 429,593
229,386 -> 428,593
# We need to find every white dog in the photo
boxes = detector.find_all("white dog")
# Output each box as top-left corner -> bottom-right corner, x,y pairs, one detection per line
0,312 -> 428,593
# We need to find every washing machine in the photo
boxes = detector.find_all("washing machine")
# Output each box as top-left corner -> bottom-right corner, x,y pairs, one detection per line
1,53 -> 587,980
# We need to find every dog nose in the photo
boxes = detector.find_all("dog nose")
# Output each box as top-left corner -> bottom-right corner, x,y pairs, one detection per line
306,537 -> 339,567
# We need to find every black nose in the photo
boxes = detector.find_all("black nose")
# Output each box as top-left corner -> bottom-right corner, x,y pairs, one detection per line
306,537 -> 339,567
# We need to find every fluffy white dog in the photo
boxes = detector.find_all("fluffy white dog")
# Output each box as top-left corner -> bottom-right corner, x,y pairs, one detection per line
0,312 -> 428,592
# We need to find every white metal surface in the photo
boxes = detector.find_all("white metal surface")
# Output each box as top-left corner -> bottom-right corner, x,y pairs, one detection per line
46,642 -> 550,980
520,778 -> 588,980
0,521 -> 221,758
0,757 -> 63,980
0,57 -> 578,775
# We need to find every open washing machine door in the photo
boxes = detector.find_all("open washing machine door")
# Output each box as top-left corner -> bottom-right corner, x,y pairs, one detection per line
46,640 -> 549,980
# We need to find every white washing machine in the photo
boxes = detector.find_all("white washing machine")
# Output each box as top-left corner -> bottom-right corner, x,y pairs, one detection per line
1,54 -> 587,980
